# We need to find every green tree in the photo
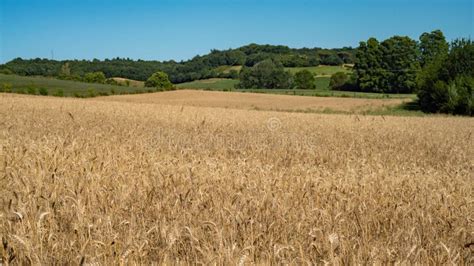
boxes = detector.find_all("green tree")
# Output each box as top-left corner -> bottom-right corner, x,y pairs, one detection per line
321,54 -> 344,66
145,71 -> 173,90
419,30 -> 449,67
354,38 -> 384,92
354,36 -> 419,93
329,72 -> 349,90
84,72 -> 106,84
442,38 -> 474,81
380,36 -> 420,93
417,38 -> 474,115
294,70 -> 316,89
237,59 -> 293,89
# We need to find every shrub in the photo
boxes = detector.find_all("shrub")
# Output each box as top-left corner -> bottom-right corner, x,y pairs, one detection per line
145,72 -> 173,90
27,86 -> 37,95
442,77 -> 472,114
87,88 -> 97,98
417,38 -> 473,115
84,72 -> 106,84
54,89 -> 64,97
330,72 -> 349,90
1,83 -> 13,93
39,87 -> 48,96
4,84 -> 12,93
294,70 -> 316,90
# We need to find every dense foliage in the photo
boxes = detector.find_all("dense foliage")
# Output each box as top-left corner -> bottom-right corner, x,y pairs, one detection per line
352,30 -> 473,115
236,60 -> 293,89
84,72 -> 106,84
294,70 -> 316,89
417,39 -> 473,115
419,30 -> 449,68
329,72 -> 350,90
354,36 -> 420,93
145,72 -> 173,90
1,44 -> 354,84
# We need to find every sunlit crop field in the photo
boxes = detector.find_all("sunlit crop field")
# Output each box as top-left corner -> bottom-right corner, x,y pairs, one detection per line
100,89 -> 411,113
0,93 -> 472,264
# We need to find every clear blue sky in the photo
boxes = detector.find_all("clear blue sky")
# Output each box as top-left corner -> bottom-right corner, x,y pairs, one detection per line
1,0 -> 472,63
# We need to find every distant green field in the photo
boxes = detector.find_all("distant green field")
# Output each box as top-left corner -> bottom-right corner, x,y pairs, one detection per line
176,78 -> 240,90
177,77 -> 330,90
285,65 -> 352,76
214,65 -> 352,77
176,78 -> 416,99
2,73 -> 416,100
0,74 -> 147,96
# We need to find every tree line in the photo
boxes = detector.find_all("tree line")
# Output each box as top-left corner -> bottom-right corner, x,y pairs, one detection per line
234,30 -> 472,115
348,30 -> 472,115
236,60 -> 318,90
0,44 -> 355,84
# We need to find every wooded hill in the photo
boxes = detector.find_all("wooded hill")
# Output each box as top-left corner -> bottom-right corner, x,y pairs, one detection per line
0,44 -> 355,84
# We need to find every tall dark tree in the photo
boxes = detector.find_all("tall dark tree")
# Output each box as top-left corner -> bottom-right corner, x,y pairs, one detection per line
442,38 -> 474,80
354,38 -> 384,92
380,36 -> 420,93
417,38 -> 474,115
419,30 -> 449,67
354,36 -> 419,93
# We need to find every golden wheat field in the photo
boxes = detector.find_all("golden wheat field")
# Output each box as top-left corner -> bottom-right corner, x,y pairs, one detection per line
0,93 -> 473,264
99,89 -> 409,113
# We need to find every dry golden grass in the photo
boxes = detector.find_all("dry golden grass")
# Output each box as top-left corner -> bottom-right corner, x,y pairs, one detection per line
99,89 -> 409,113
111,77 -> 145,88
0,93 -> 473,264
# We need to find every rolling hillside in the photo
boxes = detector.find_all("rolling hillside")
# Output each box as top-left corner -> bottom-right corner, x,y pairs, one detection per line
0,74 -> 146,96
